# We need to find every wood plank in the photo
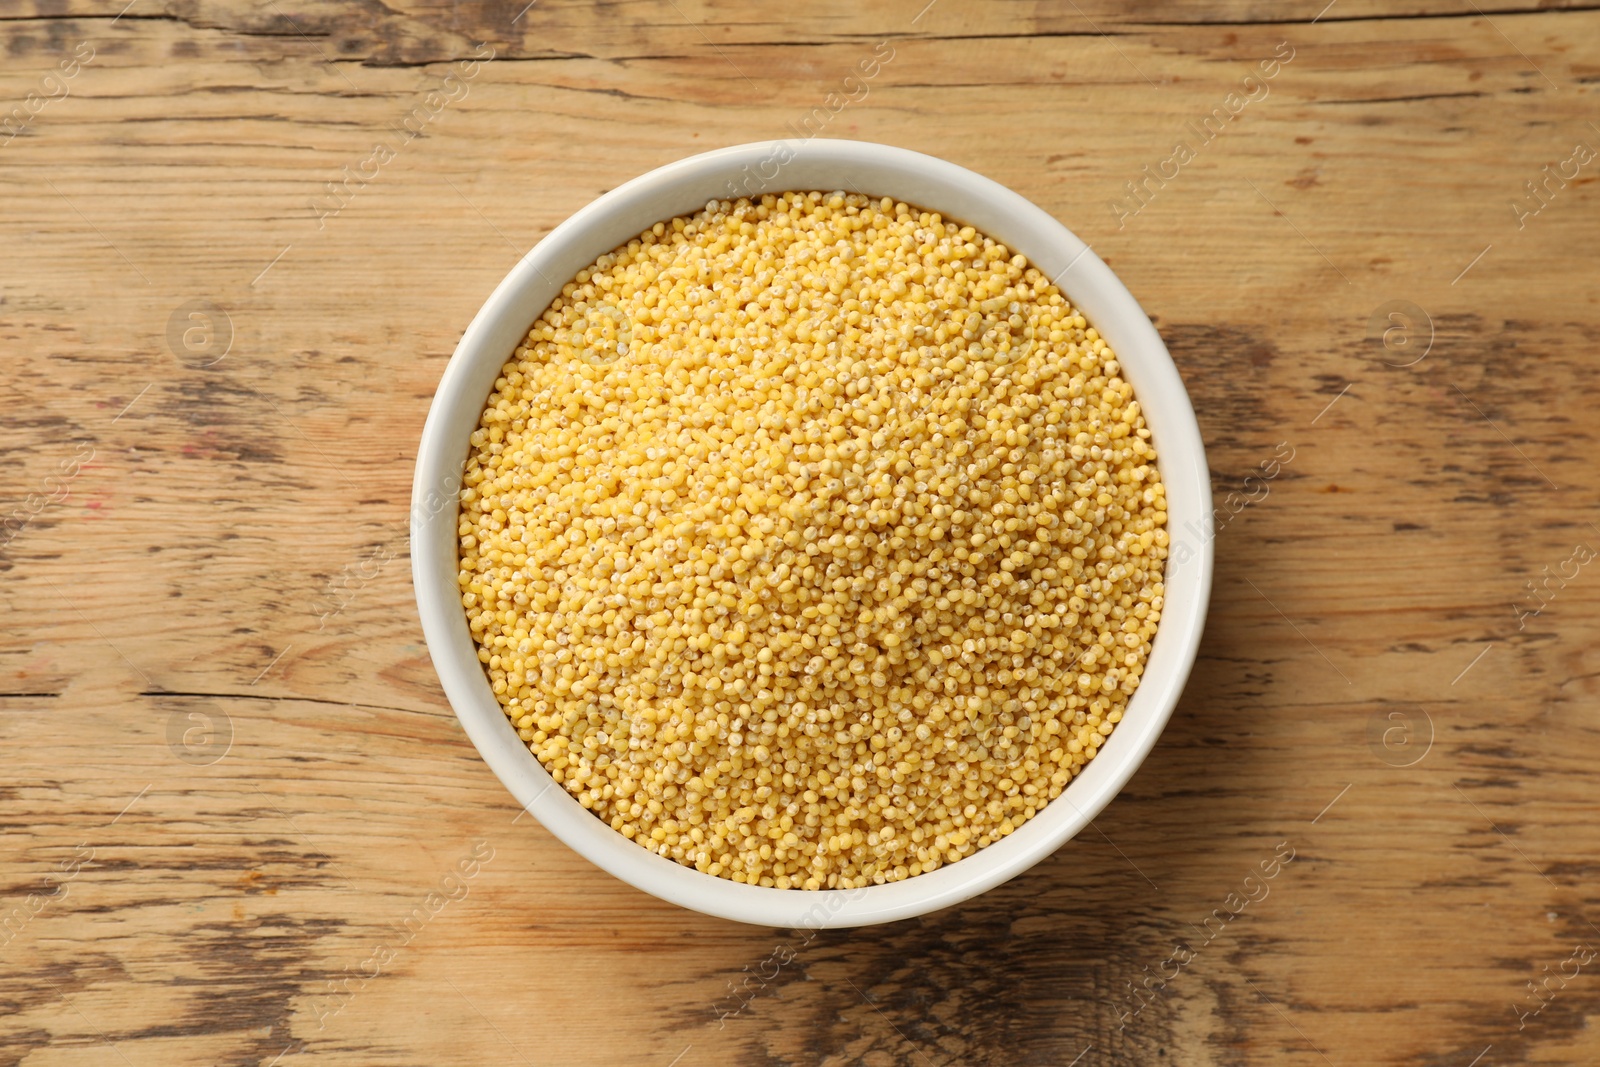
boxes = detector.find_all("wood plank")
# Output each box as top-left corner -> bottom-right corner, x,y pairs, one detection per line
3,2 -> 1600,1064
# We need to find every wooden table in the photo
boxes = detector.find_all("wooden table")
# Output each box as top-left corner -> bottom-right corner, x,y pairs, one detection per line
4,1 -> 1599,1063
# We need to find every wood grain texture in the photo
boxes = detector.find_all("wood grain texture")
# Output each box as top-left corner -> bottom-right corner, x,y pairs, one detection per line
3,0 -> 1600,1063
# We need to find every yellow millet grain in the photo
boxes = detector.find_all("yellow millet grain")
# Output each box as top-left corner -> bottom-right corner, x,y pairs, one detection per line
459,191 -> 1168,890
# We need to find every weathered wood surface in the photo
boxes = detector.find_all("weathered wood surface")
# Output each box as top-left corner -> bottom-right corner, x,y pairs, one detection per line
3,0 -> 1600,1063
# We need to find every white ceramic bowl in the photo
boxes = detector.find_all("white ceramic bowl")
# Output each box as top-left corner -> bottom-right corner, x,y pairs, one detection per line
412,139 -> 1212,929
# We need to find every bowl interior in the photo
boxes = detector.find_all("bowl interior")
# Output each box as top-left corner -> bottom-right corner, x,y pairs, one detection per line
412,139 -> 1212,928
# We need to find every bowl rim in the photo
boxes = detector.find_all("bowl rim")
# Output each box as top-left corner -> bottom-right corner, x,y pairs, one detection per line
411,138 -> 1213,929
